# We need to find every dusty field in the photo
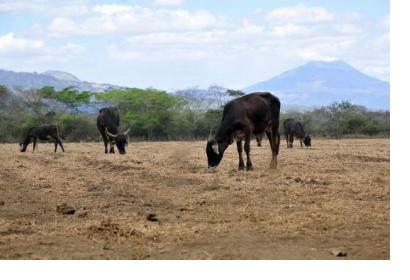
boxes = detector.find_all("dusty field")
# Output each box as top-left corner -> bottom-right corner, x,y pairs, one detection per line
0,139 -> 389,259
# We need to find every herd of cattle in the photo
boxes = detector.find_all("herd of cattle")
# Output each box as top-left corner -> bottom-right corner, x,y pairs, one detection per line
18,92 -> 311,170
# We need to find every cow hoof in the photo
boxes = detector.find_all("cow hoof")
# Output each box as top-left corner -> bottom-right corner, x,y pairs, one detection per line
246,165 -> 253,171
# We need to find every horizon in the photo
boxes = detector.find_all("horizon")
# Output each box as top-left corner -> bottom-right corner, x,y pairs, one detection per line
0,59 -> 389,92
0,0 -> 389,90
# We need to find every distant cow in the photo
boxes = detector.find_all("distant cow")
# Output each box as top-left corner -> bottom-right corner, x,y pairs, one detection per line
206,92 -> 281,171
97,107 -> 130,155
283,118 -> 311,148
19,125 -> 64,152
255,133 -> 263,147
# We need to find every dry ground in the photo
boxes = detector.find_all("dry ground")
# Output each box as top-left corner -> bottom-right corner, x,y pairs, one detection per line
0,139 -> 389,259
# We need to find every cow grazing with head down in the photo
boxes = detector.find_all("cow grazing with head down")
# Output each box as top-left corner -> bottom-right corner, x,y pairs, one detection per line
283,118 -> 311,148
19,125 -> 64,153
97,107 -> 130,155
206,92 -> 281,171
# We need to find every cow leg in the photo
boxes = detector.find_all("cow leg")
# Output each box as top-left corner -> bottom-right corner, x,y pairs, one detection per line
285,133 -> 289,148
289,134 -> 294,148
58,138 -> 65,152
244,132 -> 253,171
100,132 -> 109,153
300,138 -> 303,147
104,140 -> 108,153
54,139 -> 58,152
236,139 -> 245,170
109,140 -> 115,154
32,137 -> 37,152
266,130 -> 279,169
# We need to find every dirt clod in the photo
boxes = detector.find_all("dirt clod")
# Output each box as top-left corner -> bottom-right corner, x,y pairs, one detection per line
331,250 -> 347,257
146,213 -> 159,222
0,201 -> 4,206
56,203 -> 76,215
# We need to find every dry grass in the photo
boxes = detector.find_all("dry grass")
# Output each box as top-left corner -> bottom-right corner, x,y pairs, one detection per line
0,139 -> 389,259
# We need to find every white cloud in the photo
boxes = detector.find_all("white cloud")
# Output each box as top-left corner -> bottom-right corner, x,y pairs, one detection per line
58,43 -> 85,55
152,0 -> 185,6
271,24 -> 311,36
0,33 -> 44,53
47,5 -> 223,36
266,4 -> 334,24
0,0 -> 88,16
92,4 -> 134,15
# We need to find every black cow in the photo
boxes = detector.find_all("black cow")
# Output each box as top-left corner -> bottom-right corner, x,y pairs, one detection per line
19,125 -> 64,152
97,107 -> 130,155
283,118 -> 311,148
206,92 -> 281,171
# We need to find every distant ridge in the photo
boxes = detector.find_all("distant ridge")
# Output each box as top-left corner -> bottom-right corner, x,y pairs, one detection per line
43,70 -> 80,82
0,69 -> 122,93
243,60 -> 389,110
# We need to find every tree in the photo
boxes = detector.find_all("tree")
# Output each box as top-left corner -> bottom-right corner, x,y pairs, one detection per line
227,89 -> 245,97
39,86 -> 91,114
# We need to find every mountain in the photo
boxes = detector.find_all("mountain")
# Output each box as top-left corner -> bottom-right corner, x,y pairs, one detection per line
243,60 -> 390,110
0,69 -> 122,93
42,70 -> 80,82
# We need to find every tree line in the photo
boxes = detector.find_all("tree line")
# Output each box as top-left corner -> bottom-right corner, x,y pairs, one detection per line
0,84 -> 389,142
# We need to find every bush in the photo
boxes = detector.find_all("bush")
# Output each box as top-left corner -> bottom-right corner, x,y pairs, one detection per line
58,114 -> 100,141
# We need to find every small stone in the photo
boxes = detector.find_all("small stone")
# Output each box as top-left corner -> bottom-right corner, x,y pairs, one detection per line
294,177 -> 303,183
56,203 -> 76,215
331,250 -> 347,257
0,201 -> 4,206
146,213 -> 159,222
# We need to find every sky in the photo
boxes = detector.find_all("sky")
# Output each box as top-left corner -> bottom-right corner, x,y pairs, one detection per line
0,0 -> 389,90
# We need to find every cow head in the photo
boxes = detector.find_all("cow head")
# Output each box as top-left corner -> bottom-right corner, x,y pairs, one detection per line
206,137 -> 224,169
19,136 -> 31,152
303,135 -> 311,147
105,128 -> 130,155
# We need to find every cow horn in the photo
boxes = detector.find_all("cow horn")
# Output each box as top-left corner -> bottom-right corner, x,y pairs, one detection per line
208,128 -> 215,141
105,128 -> 118,138
123,128 -> 131,135
212,142 -> 219,155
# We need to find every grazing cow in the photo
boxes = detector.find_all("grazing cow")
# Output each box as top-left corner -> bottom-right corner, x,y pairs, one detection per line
19,125 -> 64,152
255,133 -> 263,147
97,107 -> 130,155
283,118 -> 311,148
206,92 -> 281,171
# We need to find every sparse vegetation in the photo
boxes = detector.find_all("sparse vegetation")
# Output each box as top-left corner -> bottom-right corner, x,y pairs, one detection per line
0,84 -> 389,142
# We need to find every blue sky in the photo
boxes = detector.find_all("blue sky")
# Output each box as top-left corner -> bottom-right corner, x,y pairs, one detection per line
0,0 -> 389,89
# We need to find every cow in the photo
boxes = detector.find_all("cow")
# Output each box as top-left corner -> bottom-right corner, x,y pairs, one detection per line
97,107 -> 130,155
283,118 -> 311,148
255,133 -> 263,147
206,92 -> 281,171
19,125 -> 64,153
